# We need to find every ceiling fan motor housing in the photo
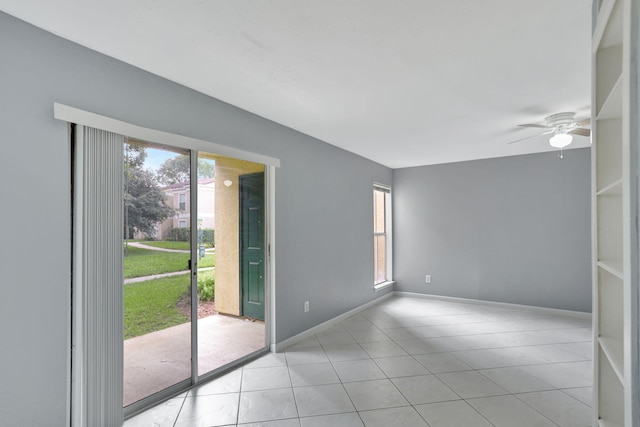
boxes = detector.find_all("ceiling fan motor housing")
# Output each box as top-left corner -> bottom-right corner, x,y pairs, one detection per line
545,112 -> 576,132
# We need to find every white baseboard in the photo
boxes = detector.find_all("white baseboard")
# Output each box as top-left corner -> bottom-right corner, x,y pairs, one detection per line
271,292 -> 394,352
270,290 -> 591,353
393,291 -> 592,320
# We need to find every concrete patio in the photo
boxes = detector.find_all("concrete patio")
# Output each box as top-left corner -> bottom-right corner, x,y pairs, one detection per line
124,313 -> 265,406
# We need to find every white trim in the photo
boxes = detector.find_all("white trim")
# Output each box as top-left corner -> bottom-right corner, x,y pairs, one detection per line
393,292 -> 593,320
54,103 -> 281,168
373,182 -> 391,193
626,1 -> 640,423
385,186 -> 393,282
271,293 -> 394,352
266,166 -> 277,351
374,280 -> 395,292
373,183 -> 393,286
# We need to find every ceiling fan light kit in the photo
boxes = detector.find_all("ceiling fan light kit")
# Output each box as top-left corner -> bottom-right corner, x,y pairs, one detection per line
549,132 -> 573,148
509,111 -> 591,153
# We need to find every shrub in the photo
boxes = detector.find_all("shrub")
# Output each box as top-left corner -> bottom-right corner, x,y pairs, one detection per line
201,229 -> 215,247
167,227 -> 190,242
198,274 -> 215,302
167,227 -> 215,247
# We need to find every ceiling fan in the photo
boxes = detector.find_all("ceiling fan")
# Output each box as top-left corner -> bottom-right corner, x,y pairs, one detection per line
508,112 -> 591,149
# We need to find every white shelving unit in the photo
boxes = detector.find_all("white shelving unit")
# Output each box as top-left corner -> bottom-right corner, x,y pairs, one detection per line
592,0 -> 639,425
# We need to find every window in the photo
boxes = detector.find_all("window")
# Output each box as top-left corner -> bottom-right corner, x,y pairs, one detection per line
374,184 -> 392,287
179,193 -> 186,211
178,220 -> 187,228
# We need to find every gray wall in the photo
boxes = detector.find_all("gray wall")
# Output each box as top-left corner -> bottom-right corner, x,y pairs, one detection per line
393,149 -> 591,312
0,13 -> 391,426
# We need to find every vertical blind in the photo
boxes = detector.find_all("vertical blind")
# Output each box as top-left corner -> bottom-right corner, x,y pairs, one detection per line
73,126 -> 124,426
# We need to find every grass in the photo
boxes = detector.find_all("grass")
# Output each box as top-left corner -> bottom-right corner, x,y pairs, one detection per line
122,240 -> 217,339
124,275 -> 190,339
124,246 -> 215,278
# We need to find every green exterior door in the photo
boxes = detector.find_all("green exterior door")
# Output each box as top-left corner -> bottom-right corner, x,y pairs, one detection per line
240,172 -> 265,320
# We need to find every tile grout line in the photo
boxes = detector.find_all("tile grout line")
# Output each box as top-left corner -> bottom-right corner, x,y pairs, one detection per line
510,391 -> 568,427
171,392 -> 188,427
235,366 -> 245,425
283,351 -> 304,423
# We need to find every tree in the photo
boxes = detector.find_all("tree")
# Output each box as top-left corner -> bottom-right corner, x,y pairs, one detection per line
124,144 -> 173,239
157,155 -> 215,185
124,143 -> 147,168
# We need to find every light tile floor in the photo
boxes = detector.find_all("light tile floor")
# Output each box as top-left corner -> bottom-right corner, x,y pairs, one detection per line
125,295 -> 593,426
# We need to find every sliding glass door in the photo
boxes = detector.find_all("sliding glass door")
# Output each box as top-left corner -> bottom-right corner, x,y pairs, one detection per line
65,107 -> 280,425
118,141 -> 268,412
123,142 -> 193,407
196,153 -> 266,378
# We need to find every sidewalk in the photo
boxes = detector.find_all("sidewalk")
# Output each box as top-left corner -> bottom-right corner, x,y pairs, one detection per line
124,267 -> 214,285
126,241 -> 215,254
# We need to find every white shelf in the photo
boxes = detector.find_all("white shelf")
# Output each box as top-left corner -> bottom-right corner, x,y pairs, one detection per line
599,336 -> 624,384
597,198 -> 623,262
597,74 -> 623,120
595,118 -> 622,189
593,0 -> 629,425
598,261 -> 624,279
597,179 -> 623,196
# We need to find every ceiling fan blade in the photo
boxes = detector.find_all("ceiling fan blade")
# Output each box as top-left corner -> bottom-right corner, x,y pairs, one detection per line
507,133 -> 543,144
518,123 -> 548,129
575,118 -> 591,126
569,128 -> 591,137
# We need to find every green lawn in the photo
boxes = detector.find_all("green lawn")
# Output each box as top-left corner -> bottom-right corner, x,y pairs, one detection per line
123,241 -> 217,339
124,275 -> 190,339
124,246 -> 215,278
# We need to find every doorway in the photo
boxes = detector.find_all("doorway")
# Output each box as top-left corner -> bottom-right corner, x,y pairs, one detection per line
240,172 -> 266,320
120,143 -> 268,412
63,106 -> 280,425
196,154 -> 266,378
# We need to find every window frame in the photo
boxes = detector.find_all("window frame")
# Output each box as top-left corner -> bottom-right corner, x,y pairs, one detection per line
373,183 -> 393,290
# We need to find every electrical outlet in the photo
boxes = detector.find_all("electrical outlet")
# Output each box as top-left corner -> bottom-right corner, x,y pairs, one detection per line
425,275 -> 431,284
304,301 -> 310,312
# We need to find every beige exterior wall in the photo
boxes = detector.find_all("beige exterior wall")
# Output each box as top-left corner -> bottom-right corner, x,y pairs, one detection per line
198,185 -> 215,230
211,156 -> 264,316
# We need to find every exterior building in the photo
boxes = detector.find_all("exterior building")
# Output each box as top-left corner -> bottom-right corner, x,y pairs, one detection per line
155,178 -> 215,240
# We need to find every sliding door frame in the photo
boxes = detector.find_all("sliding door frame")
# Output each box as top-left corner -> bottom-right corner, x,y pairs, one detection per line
60,104 -> 279,422
190,150 -> 199,383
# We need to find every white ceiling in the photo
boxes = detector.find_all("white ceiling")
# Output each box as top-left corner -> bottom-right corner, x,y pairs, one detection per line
1,0 -> 592,168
